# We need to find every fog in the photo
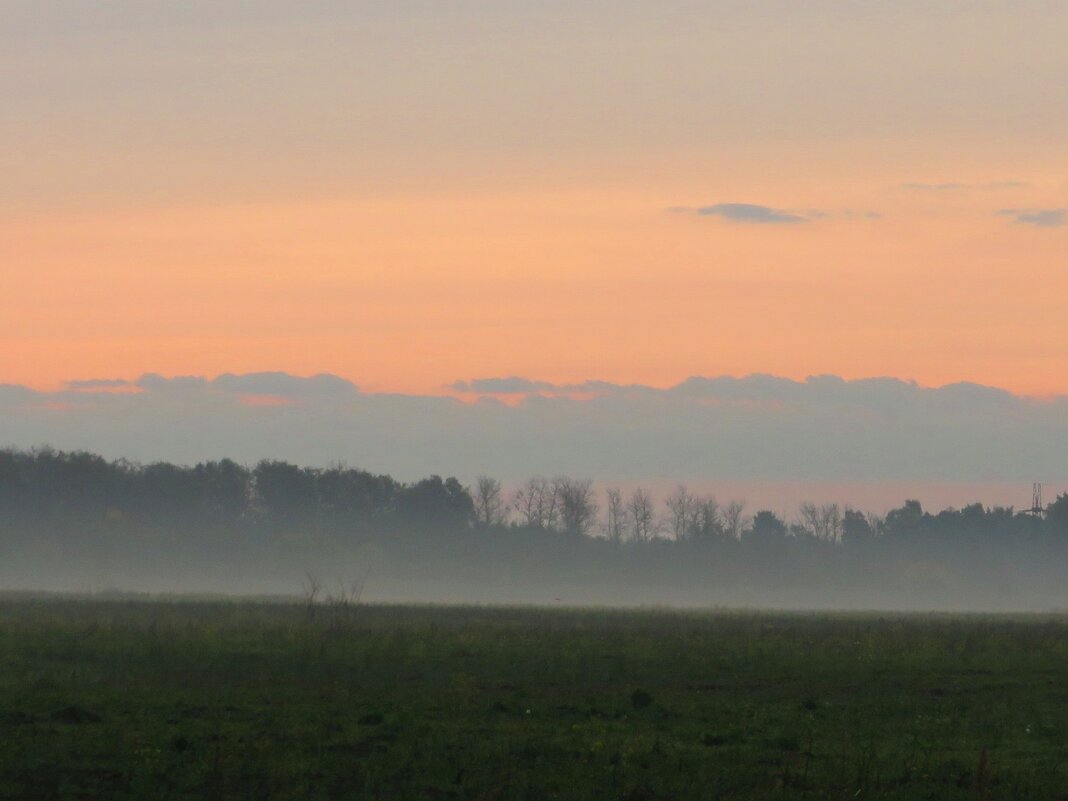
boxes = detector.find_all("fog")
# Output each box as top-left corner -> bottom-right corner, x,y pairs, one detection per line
3,447 -> 1068,612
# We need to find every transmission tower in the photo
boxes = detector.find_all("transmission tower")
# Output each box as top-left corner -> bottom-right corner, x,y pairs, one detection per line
1029,482 -> 1045,517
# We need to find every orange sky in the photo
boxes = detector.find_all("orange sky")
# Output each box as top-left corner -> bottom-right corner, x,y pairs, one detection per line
3,3 -> 1068,396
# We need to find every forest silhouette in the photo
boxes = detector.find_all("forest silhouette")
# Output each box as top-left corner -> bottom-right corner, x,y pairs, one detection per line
2,447 -> 1067,609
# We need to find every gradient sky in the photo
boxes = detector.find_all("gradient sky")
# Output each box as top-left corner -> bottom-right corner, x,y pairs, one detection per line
3,1 -> 1068,396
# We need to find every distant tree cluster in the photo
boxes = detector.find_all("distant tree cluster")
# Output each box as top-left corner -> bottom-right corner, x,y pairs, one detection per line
0,448 -> 473,541
2,447 -> 1068,604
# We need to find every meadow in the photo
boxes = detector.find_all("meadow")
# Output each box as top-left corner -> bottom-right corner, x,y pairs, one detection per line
1,598 -> 1067,800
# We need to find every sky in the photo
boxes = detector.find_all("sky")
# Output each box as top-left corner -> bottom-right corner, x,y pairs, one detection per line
2,1 -> 1068,496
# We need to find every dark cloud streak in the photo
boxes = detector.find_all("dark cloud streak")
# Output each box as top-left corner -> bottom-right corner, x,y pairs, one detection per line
998,208 -> 1066,227
695,203 -> 807,224
900,181 -> 1029,192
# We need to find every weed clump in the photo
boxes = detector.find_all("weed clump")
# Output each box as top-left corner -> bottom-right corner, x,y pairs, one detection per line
630,689 -> 653,709
50,706 -> 101,724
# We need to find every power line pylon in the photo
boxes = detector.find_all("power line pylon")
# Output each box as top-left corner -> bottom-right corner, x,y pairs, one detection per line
1031,483 -> 1045,518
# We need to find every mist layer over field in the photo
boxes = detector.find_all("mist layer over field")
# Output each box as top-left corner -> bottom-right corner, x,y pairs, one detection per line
3,448 -> 1068,612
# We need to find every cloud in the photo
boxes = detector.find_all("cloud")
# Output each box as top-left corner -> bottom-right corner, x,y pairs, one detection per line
2,372 -> 1067,487
0,384 -> 36,406
137,374 -> 209,393
211,371 -> 358,397
453,378 -> 655,397
900,181 -> 1028,192
694,204 -> 808,224
900,182 -> 970,192
123,372 -> 358,398
66,378 -> 136,391
985,181 -> 1030,190
679,204 -> 879,224
838,210 -> 883,220
998,208 -> 1066,228
451,377 -> 555,394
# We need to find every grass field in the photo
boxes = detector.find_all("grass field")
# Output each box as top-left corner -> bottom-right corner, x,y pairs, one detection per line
2,599 -> 1068,800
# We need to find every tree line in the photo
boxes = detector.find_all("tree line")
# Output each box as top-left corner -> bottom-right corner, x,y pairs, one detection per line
2,446 -> 1066,547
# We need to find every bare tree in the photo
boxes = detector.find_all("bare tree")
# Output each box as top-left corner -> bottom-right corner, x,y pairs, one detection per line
512,477 -> 540,527
693,496 -> 722,540
664,484 -> 696,540
800,502 -> 843,542
723,500 -> 747,539
557,477 -> 597,536
799,502 -> 821,538
820,503 -> 842,543
628,487 -> 656,543
301,572 -> 323,619
325,571 -> 370,630
473,475 -> 507,528
604,486 -> 628,543
542,479 -> 561,531
512,476 -> 559,530
865,511 -> 885,538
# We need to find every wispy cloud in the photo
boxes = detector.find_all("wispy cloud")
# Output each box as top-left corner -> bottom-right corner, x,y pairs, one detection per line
985,181 -> 1030,190
998,208 -> 1066,228
694,203 -> 807,224
674,205 -> 879,224
900,182 -> 970,192
900,181 -> 1029,192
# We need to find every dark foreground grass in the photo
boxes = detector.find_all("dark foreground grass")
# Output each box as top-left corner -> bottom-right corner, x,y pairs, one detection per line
1,599 -> 1068,800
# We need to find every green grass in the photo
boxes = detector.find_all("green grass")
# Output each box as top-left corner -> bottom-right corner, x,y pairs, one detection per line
2,599 -> 1068,800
